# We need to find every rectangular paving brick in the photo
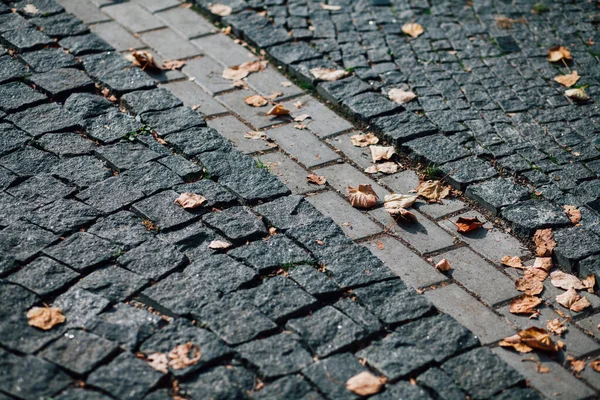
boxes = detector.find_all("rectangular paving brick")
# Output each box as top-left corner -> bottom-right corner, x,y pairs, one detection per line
192,34 -> 258,67
365,236 -> 447,289
369,208 -> 455,255
102,2 -> 165,33
493,348 -> 596,400
326,131 -> 374,170
139,28 -> 203,60
414,198 -> 467,219
258,152 -> 321,195
181,57 -> 233,96
57,0 -> 111,24
132,0 -> 179,13
207,115 -> 272,154
246,66 -> 303,102
316,163 -> 389,201
160,81 -> 227,117
217,90 -> 288,130
157,6 -> 215,39
438,210 -> 529,264
433,247 -> 519,306
90,21 -> 144,51
265,124 -> 339,168
575,313 -> 600,341
282,95 -> 353,138
379,169 -> 420,194
425,284 -> 516,345
306,191 -> 381,240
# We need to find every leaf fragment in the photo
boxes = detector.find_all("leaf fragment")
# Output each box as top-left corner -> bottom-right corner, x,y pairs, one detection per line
402,23 -> 424,38
383,194 -> 418,209
370,146 -> 396,163
127,50 -> 161,71
515,274 -> 544,296
509,295 -> 542,315
208,240 -> 232,249
209,3 -> 233,16
565,88 -> 590,102
546,318 -> 567,336
364,162 -> 399,175
553,71 -> 580,87
267,92 -> 283,100
309,67 -> 349,81
146,353 -> 168,373
306,174 -> 326,185
415,180 -> 450,202
168,343 -> 201,370
590,359 -> 600,372
435,259 -> 452,271
455,217 -> 484,233
174,192 -> 207,209
563,205 -> 582,224
294,114 -> 311,122
244,95 -> 268,107
556,287 -> 591,312
281,81 -> 292,87
350,133 -> 379,147
346,184 -> 378,209
550,270 -> 593,291
388,88 -> 417,105
533,228 -> 555,257
319,3 -> 342,11
23,4 -> 39,14
346,371 -> 385,396
27,307 -> 65,330
532,257 -> 552,272
499,334 -> 534,353
162,59 -> 186,70
518,327 -> 559,352
223,60 -> 267,81
244,131 -> 267,140
265,104 -> 290,116
547,45 -> 572,63
501,255 -> 525,269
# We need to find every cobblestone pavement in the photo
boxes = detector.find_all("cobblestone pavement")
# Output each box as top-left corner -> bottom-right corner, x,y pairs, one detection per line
0,0 -> 598,399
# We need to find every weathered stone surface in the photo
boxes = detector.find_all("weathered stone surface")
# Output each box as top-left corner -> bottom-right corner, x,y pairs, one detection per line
7,102 -> 80,137
0,54 -> 29,83
1,27 -> 54,50
180,366 -> 255,399
54,288 -> 110,329
579,254 -> 600,282
118,238 -> 186,280
0,219 -> 58,263
59,33 -> 114,55
501,200 -> 571,235
141,106 -> 206,137
44,232 -> 118,271
417,367 -> 466,400
440,156 -> 498,190
251,374 -> 323,400
370,381 -> 433,400
30,13 -> 89,38
254,195 -> 322,230
95,142 -> 162,172
28,68 -> 94,99
183,254 -> 257,293
51,156 -> 112,188
175,179 -> 237,208
27,198 -> 99,235
288,265 -> 340,297
343,92 -> 401,120
302,353 -> 366,400
0,81 -> 46,112
202,206 -> 267,243
317,76 -> 373,104
74,266 -> 148,303
8,173 -> 74,207
553,226 -> 600,271
218,167 -> 291,202
228,234 -> 313,272
121,88 -> 183,116
405,134 -> 470,165
87,211 -> 152,248
466,178 -> 530,215
132,189 -> 202,230
7,256 -> 78,296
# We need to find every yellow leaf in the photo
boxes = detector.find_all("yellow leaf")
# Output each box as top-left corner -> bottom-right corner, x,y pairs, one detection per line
27,307 -> 65,330
174,193 -> 207,209
388,88 -> 417,105
554,71 -> 580,87
309,67 -> 349,81
346,371 -> 385,396
518,327 -> 559,352
402,23 -> 424,38
346,184 -> 378,209
499,334 -> 534,353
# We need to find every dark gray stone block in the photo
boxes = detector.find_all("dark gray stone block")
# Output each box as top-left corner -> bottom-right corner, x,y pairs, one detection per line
369,381 -> 433,400
553,227 -> 600,271
27,198 -> 99,234
466,178 -> 530,215
50,155 -> 112,188
228,234 -> 313,273
84,110 -> 144,144
54,288 -> 110,329
251,374 -> 323,400
7,103 -> 80,137
7,173 -> 74,207
0,81 -> 46,112
44,232 -> 118,271
343,92 -> 401,120
417,367 -> 466,400
132,189 -> 202,231
181,366 -> 255,400
28,68 -> 94,99
202,206 -> 267,243
95,142 -> 162,172
87,211 -> 152,249
30,13 -> 89,38
0,27 -> 54,50
140,106 -> 206,137
502,200 -> 571,235
165,127 -> 232,157
288,264 -> 341,297
0,54 -> 29,83
184,253 -> 257,293
317,76 -> 373,104
175,179 -> 238,208
254,195 -> 322,230
0,219 -> 58,263
7,256 -> 78,296
37,132 -> 96,156
405,134 -> 470,165
302,353 -> 366,400
59,33 -> 114,55
73,266 -> 148,303
439,156 -> 498,190
121,88 -> 182,116
118,238 -> 187,280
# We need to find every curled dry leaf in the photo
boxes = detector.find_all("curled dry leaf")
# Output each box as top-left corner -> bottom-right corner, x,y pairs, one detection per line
244,131 -> 267,140
415,180 -> 450,202
294,114 -> 311,122
435,259 -> 452,272
533,228 -> 555,257
388,88 -> 417,105
565,88 -> 590,102
209,3 -> 233,16
309,67 -> 349,82
518,327 -> 559,352
223,60 -> 267,81
319,3 -> 342,11
168,343 -> 201,370
554,71 -> 580,87
350,133 -> 379,147
306,174 -> 326,185
501,255 -> 525,269
402,23 -> 424,38
365,162 -> 399,174
532,257 -> 552,272
567,356 -> 586,373
524,267 -> 548,283
370,146 -> 396,163
294,124 -> 307,130
509,295 -> 542,315
563,205 -> 582,224
146,353 -> 168,373
546,318 -> 567,336
499,334 -> 533,353
455,217 -> 484,233
556,287 -> 591,312
162,59 -> 186,70
127,50 -> 161,71
27,307 -> 66,330
384,194 -> 418,209
174,192 -> 207,209
23,4 -> 39,14
244,95 -> 268,107
547,45 -> 572,63
346,184 -> 378,209
590,359 -> 600,372
208,240 -> 232,250
550,270 -> 593,291
265,104 -> 290,116
515,274 -> 544,296
346,371 -> 385,396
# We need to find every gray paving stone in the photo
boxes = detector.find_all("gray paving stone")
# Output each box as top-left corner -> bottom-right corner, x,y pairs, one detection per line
180,366 -> 255,399
89,21 -> 145,51
140,105 -> 206,136
0,81 -> 46,112
246,66 -> 304,101
306,191 -> 381,240
132,0 -> 180,13
258,152 -> 319,195
0,122 -> 28,157
250,374 -> 323,400
192,33 -> 257,67
466,178 -> 531,215
55,388 -> 114,400
156,5 -> 213,38
425,284 -> 516,345
282,95 -> 353,138
343,92 -> 401,120
326,131 -> 373,170
7,256 -> 78,296
202,205 -> 267,242
95,142 -> 162,172
417,367 -> 466,400
185,253 -> 256,294
553,226 -> 600,271
139,28 -> 202,60
414,198 -> 468,219
87,210 -> 152,249
44,232 -> 118,272
29,13 -> 89,38
440,156 -> 498,190
217,89 -> 288,130
132,189 -> 202,230
317,76 -> 374,105
27,198 -> 99,235
53,288 -> 110,330
302,353 -> 366,400
0,54 -> 29,83
182,56 -> 234,95
7,173 -> 74,207
266,124 -> 340,168
208,115 -> 272,154
56,0 -> 111,24
0,146 -> 59,177
38,132 -> 96,157
379,169 -> 420,194
8,102 -> 80,138
364,236 -> 447,289
288,265 -> 341,297
118,238 -> 186,280
1,27 -> 54,50
316,163 -> 389,202
502,200 -> 571,235
102,2 -> 165,32
405,134 -> 470,165
58,33 -> 114,55
160,80 -> 227,117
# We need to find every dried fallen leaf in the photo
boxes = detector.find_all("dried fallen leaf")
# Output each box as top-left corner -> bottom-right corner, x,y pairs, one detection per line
365,162 -> 399,175
546,318 -> 567,336
309,67 -> 349,82
521,358 -> 551,373
294,114 -> 311,122
556,287 -> 591,312
146,353 -> 168,373
455,217 -> 484,233
565,88 -> 590,102
388,88 -> 417,105
499,334 -> 534,353
168,343 -> 201,370
563,205 -> 582,224
415,180 -> 450,202
27,307 -> 65,330
501,255 -> 525,269
550,270 -> 593,291
209,3 -> 232,16
516,274 -> 544,296
306,174 -> 326,185
510,295 -> 542,315
547,45 -> 572,63
590,359 -> 600,372
402,23 -> 424,38
174,193 -> 207,209
582,275 -> 596,293
244,131 -> 267,140
267,92 -> 283,100
370,146 -> 396,163
244,95 -> 268,107
554,71 -> 580,87
293,124 -> 307,130
533,228 -> 556,257
346,184 -> 378,209
319,3 -> 342,11
350,133 -> 379,147
384,194 -> 418,209
23,4 -> 39,14
532,257 -> 552,272
346,371 -> 385,396
518,327 -> 559,352
265,104 -> 290,116
162,59 -> 186,70
524,266 -> 548,283
294,101 -> 303,109
208,240 -> 232,249
127,50 -> 161,71
281,81 -> 292,87
223,60 -> 267,81
435,259 -> 452,271
567,356 -> 586,373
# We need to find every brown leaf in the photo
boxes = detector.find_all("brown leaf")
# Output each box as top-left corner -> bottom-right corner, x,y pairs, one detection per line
415,180 -> 450,202
547,45 -> 572,63
532,257 -> 552,272
209,3 -> 232,16
563,205 -> 582,224
533,228 -> 556,257
208,240 -> 232,249
556,287 -> 591,312
309,67 -> 349,81
174,192 -> 207,209
435,259 -> 452,272
388,88 -> 417,105
565,88 -> 590,102
293,100 -> 303,109
306,174 -> 326,185
402,23 -> 424,38
162,59 -> 186,70
568,357 -> 586,373
546,318 -> 567,336
244,131 -> 267,140
293,124 -> 307,130
369,146 -> 396,163
590,359 -> 600,372
376,241 -> 385,250
515,274 -> 544,296
127,50 -> 161,71
265,104 -> 290,116
550,270 -> 591,291
509,295 -> 542,315
501,255 -> 525,269
554,71 -> 580,87
168,343 -> 201,370
293,114 -> 311,122
244,95 -> 268,107
146,353 -> 168,374
350,133 -> 379,147
346,184 -> 378,209
365,162 -> 399,175
455,217 -> 484,233
346,371 -> 385,396
319,3 -> 342,11
27,307 -> 65,330
582,275 -> 596,293
223,60 -> 267,81
499,334 -> 534,353
383,194 -> 418,211
518,327 -> 559,352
